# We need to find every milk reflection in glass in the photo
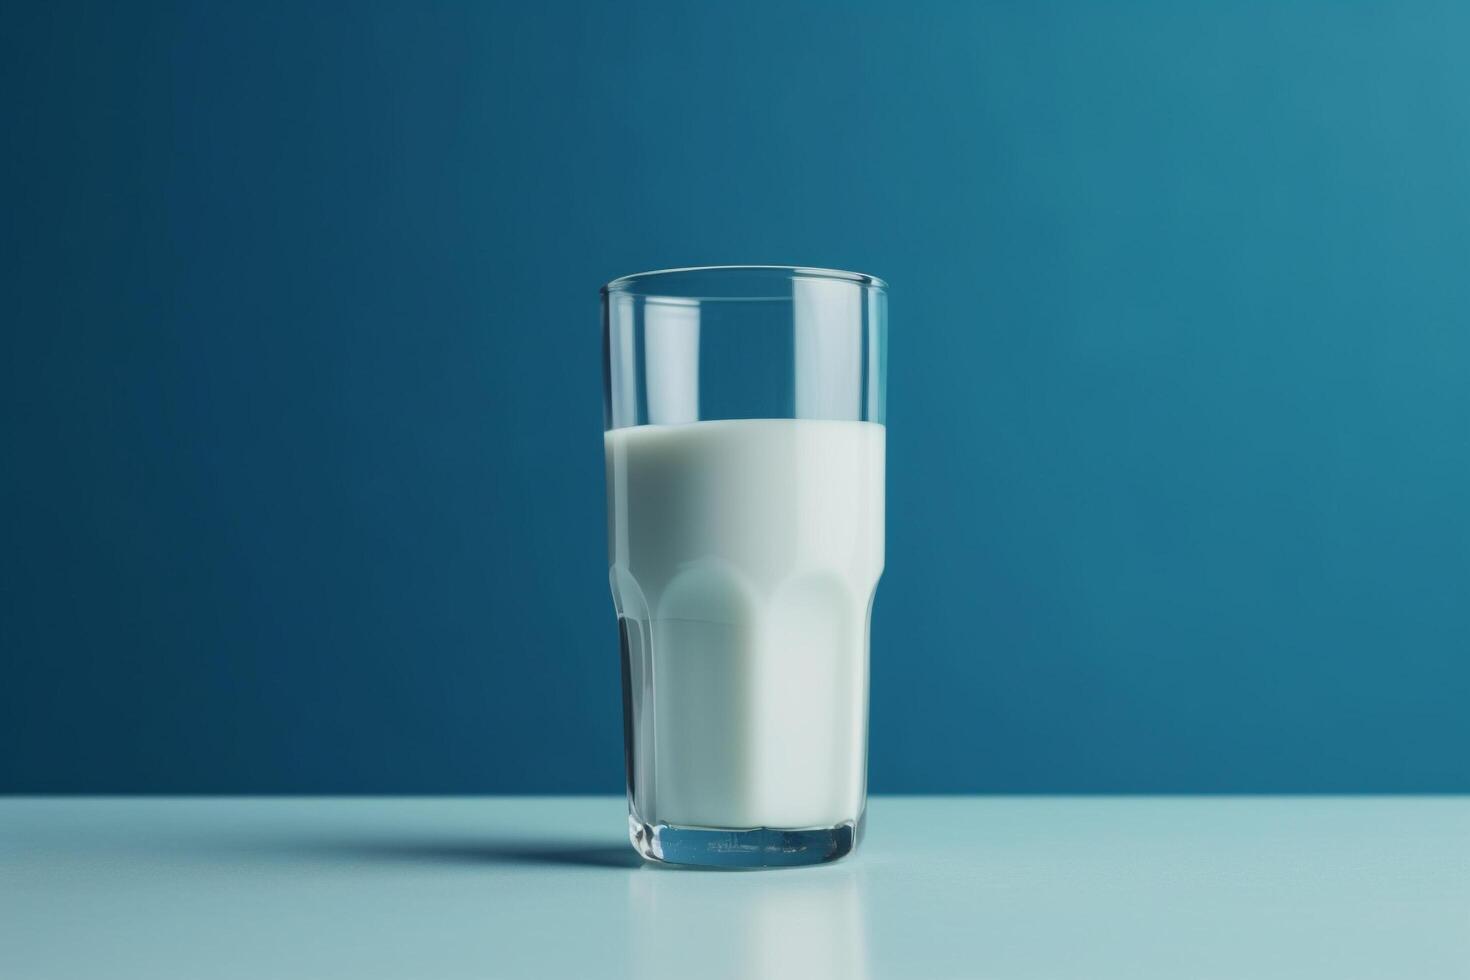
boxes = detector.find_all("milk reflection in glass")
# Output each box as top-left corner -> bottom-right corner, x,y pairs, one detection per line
603,267 -> 886,867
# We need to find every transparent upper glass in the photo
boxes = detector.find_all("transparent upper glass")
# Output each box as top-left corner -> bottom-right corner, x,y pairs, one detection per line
602,266 -> 887,430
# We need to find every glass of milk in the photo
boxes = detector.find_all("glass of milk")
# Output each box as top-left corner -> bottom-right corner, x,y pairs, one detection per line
603,266 -> 886,868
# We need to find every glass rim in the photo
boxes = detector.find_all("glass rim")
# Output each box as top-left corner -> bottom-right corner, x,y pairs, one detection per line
601,265 -> 887,299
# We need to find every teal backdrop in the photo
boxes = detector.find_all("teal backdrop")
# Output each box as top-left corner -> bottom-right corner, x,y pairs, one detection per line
3,1 -> 1467,793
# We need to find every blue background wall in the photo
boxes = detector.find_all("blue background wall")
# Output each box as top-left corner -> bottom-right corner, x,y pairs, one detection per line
3,1 -> 1467,793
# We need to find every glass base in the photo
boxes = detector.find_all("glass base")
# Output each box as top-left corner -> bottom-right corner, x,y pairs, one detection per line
628,811 -> 863,869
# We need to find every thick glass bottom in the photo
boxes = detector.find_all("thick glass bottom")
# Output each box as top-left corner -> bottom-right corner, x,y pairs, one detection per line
628,811 -> 863,869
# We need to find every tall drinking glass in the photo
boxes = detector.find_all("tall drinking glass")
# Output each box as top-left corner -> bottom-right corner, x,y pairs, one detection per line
603,266 -> 887,868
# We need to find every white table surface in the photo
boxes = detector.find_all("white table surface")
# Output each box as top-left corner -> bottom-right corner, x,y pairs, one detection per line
3,796 -> 1466,979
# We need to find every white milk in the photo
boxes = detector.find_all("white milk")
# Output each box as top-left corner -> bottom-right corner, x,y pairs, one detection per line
605,419 -> 885,830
